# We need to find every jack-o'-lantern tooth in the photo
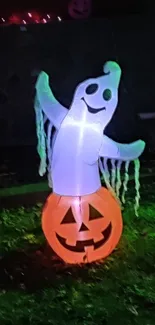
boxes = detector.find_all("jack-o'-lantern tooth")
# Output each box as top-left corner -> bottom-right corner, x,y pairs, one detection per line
65,238 -> 77,246
93,234 -> 104,243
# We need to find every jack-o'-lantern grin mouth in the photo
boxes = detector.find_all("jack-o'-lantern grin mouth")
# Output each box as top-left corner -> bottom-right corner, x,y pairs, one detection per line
56,222 -> 112,252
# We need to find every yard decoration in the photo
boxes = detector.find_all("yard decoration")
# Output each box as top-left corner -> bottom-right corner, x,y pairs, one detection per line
34,61 -> 145,263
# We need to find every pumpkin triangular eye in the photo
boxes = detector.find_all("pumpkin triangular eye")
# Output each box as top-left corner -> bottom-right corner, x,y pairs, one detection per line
89,204 -> 104,220
61,208 -> 76,224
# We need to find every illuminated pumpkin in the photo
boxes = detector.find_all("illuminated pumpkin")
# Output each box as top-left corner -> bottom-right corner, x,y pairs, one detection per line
42,187 -> 123,264
68,0 -> 92,19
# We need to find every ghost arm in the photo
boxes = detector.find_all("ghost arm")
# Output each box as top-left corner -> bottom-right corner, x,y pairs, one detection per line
35,71 -> 68,129
99,135 -> 145,161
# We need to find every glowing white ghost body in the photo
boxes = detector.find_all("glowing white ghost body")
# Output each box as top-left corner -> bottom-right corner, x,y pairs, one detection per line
35,61 -> 145,203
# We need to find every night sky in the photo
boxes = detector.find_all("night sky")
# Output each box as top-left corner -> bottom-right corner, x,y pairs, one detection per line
0,0 -> 148,16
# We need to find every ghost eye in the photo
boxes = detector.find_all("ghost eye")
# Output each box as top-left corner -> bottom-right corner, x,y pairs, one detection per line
86,83 -> 98,95
103,89 -> 112,101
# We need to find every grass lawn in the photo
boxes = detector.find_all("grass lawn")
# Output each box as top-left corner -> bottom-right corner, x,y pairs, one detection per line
0,179 -> 155,325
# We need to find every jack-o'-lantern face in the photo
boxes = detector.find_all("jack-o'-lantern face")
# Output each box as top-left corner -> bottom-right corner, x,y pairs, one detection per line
68,0 -> 92,19
42,187 -> 123,264
57,204 -> 112,253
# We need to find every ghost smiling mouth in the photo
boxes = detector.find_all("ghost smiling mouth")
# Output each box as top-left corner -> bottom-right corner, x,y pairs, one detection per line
82,97 -> 106,114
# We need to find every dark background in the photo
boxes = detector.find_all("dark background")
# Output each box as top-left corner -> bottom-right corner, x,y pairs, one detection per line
0,2 -> 155,189
0,0 -> 149,17
0,14 -> 154,147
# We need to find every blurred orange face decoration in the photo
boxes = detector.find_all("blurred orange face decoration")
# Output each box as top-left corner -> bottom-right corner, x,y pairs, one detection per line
68,0 -> 92,19
42,188 -> 123,264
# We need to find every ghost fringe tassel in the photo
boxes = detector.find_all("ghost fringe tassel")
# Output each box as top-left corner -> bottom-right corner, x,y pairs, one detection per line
34,95 -> 47,177
121,161 -> 130,204
98,158 -> 122,207
134,158 -> 140,217
99,158 -> 141,216
116,160 -> 122,198
34,95 -> 54,188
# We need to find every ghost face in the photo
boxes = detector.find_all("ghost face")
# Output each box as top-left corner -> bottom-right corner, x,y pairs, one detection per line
73,61 -> 121,129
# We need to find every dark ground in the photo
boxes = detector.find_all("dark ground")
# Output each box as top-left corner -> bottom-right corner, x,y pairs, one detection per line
0,179 -> 155,325
0,146 -> 155,324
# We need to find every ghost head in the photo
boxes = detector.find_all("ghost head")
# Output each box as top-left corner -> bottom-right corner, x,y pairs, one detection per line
70,61 -> 121,130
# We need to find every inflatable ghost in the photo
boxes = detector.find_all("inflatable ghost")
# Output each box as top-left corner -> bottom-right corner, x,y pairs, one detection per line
35,61 -> 145,199
34,61 -> 145,264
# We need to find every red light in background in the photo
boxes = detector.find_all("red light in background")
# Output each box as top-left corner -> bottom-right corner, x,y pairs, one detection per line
9,15 -> 21,24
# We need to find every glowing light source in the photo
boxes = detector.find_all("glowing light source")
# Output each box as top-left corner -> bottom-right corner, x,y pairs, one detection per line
34,61 -> 145,264
0,11 -> 56,25
57,16 -> 61,21
42,188 -> 123,264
